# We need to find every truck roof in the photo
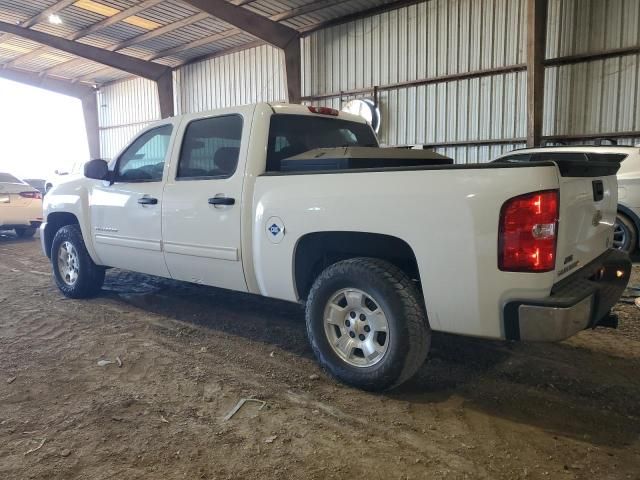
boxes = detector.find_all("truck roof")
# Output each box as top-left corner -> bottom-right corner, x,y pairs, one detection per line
268,102 -> 369,125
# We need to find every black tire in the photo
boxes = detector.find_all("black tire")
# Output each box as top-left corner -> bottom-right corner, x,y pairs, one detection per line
15,227 -> 36,238
614,213 -> 638,254
305,258 -> 430,391
51,224 -> 105,299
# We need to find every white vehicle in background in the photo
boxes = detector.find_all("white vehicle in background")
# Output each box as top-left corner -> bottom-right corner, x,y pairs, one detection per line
0,172 -> 43,238
494,145 -> 640,254
45,160 -> 87,194
41,103 -> 631,391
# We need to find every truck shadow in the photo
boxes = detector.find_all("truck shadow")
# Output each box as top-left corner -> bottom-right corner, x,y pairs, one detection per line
101,269 -> 640,448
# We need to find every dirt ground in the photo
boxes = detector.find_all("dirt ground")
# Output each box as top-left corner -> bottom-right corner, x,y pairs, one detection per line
0,233 -> 639,480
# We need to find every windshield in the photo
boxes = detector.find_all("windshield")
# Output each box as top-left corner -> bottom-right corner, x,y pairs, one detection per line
266,114 -> 378,171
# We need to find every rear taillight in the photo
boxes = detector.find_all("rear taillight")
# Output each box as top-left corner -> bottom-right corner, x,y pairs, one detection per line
19,191 -> 42,200
498,190 -> 559,272
307,106 -> 339,116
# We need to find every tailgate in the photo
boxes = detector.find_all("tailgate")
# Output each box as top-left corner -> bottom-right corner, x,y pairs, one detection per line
553,159 -> 620,281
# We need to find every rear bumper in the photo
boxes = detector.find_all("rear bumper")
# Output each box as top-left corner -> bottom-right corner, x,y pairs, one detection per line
504,249 -> 632,341
0,202 -> 43,227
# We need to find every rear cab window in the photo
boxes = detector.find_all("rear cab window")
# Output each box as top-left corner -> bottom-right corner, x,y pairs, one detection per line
266,114 -> 378,172
177,115 -> 243,180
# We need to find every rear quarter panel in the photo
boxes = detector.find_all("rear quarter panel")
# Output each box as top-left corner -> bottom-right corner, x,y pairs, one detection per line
252,165 -> 561,339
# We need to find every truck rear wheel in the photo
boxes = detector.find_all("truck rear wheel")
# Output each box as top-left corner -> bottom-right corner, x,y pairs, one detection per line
51,225 -> 105,299
305,258 -> 430,391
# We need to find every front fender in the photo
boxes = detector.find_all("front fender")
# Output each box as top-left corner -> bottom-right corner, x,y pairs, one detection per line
43,180 -> 101,265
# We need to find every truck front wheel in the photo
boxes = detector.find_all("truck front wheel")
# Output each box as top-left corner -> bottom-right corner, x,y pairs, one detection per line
51,225 -> 105,299
305,258 -> 430,391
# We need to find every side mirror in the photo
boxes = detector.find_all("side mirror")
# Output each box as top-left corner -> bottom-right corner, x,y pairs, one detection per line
84,159 -> 110,181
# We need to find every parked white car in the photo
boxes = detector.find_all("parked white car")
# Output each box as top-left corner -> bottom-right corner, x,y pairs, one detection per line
45,160 -> 86,194
494,145 -> 640,253
40,103 -> 631,390
0,172 -> 43,238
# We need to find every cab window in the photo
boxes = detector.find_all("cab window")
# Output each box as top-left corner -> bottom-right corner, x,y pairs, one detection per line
117,125 -> 173,182
177,115 -> 243,180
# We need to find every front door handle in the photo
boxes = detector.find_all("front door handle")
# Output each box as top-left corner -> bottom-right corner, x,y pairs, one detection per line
138,196 -> 158,205
208,196 -> 235,206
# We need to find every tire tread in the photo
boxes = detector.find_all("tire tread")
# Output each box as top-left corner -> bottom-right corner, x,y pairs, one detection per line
306,257 -> 430,391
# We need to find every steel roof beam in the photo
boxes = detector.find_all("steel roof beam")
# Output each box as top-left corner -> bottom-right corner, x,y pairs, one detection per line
0,0 -> 77,43
44,12 -> 211,76
6,0 -> 165,68
0,21 -> 169,81
0,20 -> 175,117
182,0 -> 298,49
177,0 -> 302,102
0,66 -> 93,98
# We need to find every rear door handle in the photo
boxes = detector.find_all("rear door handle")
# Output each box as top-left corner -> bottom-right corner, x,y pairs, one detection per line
208,197 -> 235,206
138,196 -> 158,205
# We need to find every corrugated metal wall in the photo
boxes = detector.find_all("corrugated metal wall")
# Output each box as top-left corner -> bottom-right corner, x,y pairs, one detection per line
97,77 -> 161,159
174,44 -> 287,114
544,0 -> 640,137
302,0 -> 528,161
97,0 -> 640,162
98,45 -> 286,158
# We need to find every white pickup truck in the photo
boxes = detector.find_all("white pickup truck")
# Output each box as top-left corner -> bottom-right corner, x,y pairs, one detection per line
41,103 -> 631,390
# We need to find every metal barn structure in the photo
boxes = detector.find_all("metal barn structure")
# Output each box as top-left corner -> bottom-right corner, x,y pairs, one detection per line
0,0 -> 639,161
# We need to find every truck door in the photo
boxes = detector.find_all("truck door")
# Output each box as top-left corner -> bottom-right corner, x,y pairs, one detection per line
161,111 -> 249,291
89,123 -> 174,277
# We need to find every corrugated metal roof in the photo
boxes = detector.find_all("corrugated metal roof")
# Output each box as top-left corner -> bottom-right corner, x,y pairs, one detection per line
0,0 -> 391,85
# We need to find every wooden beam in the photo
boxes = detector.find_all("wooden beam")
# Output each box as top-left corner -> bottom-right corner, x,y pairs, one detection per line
6,0 -> 165,68
0,20 -> 170,81
0,66 -> 93,98
526,0 -> 548,148
181,0 -> 298,49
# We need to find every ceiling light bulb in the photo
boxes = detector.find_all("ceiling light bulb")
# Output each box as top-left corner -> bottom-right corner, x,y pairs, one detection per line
49,14 -> 63,25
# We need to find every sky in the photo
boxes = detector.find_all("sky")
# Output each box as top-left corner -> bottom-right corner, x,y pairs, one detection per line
0,78 -> 89,180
